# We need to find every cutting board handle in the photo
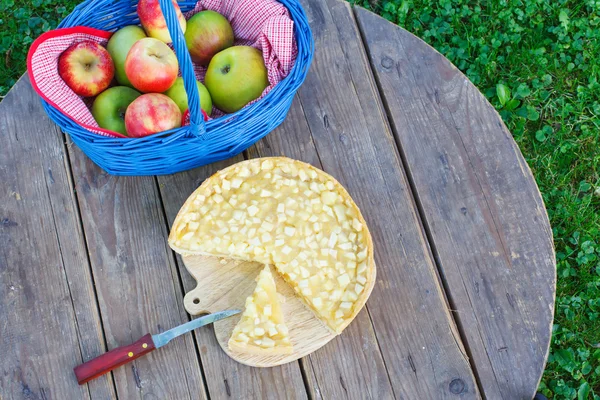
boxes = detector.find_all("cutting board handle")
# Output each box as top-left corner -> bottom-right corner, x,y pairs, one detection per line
74,333 -> 156,385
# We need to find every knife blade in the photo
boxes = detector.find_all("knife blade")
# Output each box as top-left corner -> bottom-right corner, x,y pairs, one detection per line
74,310 -> 241,385
152,309 -> 240,348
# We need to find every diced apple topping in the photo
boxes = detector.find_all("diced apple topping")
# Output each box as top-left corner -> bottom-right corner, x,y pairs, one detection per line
229,266 -> 292,354
170,158 -> 373,333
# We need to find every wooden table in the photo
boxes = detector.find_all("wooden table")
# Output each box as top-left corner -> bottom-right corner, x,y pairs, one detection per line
0,1 -> 556,399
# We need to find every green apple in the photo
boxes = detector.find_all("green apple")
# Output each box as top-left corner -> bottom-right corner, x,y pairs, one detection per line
164,77 -> 213,116
92,86 -> 141,135
106,25 -> 147,87
205,46 -> 269,113
184,10 -> 234,66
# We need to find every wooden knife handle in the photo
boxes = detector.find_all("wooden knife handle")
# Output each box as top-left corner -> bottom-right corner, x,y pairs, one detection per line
74,333 -> 156,385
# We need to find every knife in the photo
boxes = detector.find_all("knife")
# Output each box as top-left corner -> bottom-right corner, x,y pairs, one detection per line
74,310 -> 241,385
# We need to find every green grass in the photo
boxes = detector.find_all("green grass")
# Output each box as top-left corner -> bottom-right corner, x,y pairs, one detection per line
1,0 -> 599,398
0,0 -> 77,95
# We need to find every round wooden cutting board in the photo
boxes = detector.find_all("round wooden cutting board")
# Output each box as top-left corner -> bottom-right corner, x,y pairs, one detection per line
182,255 -> 374,367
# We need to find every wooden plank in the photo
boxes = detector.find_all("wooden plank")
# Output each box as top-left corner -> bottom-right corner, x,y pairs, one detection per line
274,0 -> 480,397
67,144 -> 207,399
248,99 -> 396,399
157,160 -> 309,400
0,76 -> 115,399
355,8 -> 556,399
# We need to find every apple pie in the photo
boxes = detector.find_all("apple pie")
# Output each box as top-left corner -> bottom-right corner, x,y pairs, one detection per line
229,265 -> 293,354
169,157 -> 375,334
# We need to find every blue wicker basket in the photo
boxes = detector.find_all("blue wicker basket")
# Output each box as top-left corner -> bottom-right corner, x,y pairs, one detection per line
41,0 -> 313,176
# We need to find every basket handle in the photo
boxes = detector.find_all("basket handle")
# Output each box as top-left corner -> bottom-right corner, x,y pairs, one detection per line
158,0 -> 205,136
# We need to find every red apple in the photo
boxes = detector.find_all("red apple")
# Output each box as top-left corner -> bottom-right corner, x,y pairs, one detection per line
125,38 -> 179,93
137,0 -> 186,44
58,41 -> 114,97
184,10 -> 234,66
124,93 -> 182,137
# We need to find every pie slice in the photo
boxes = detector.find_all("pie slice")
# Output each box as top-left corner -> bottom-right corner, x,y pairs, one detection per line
229,265 -> 293,354
169,157 -> 375,334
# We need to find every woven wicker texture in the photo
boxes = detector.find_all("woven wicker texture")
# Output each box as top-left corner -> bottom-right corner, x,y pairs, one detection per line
37,0 -> 312,175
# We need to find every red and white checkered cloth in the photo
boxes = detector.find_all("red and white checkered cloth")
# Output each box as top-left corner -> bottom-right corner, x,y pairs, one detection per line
28,0 -> 297,137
